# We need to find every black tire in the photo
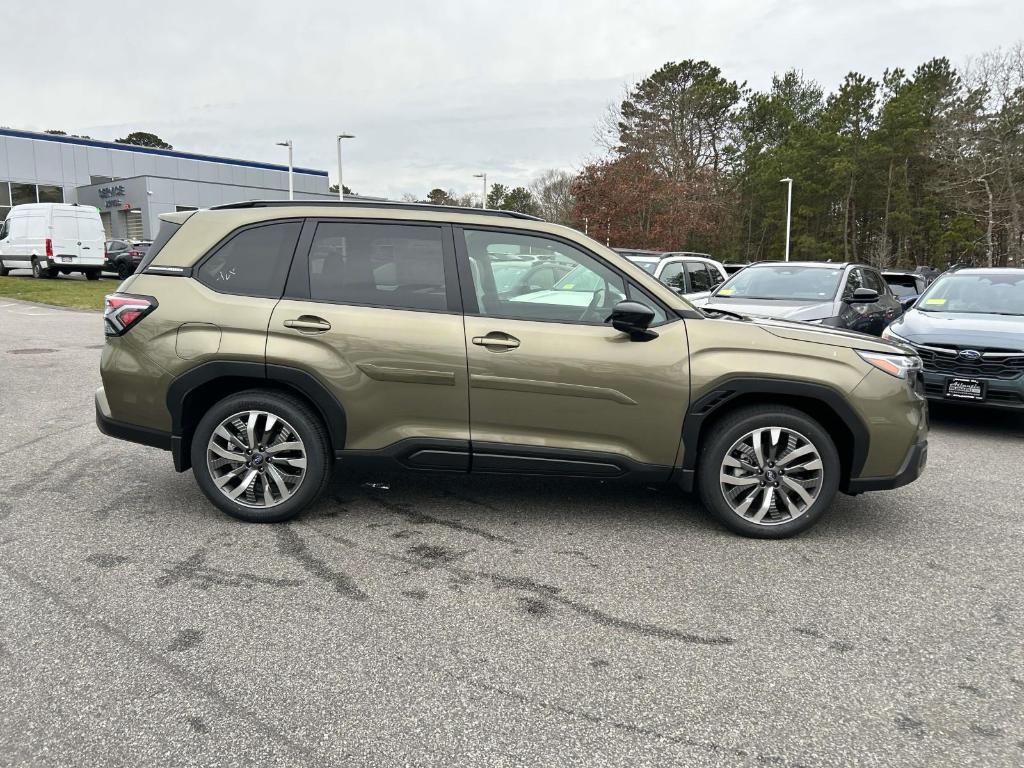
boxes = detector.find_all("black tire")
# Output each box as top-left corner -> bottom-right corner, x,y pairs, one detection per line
116,261 -> 132,280
60,268 -> 71,275
31,259 -> 47,279
0,263 -> 9,277
46,267 -> 60,278
190,389 -> 331,523
85,270 -> 100,281
697,405 -> 840,539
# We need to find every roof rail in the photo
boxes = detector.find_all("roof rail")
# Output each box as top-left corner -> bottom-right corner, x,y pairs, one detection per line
209,199 -> 543,221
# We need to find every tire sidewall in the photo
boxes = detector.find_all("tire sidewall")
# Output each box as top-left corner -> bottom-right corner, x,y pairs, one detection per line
698,407 -> 840,539
190,391 -> 330,523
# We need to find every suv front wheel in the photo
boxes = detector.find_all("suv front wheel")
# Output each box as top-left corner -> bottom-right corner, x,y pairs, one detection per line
697,405 -> 840,538
190,390 -> 331,523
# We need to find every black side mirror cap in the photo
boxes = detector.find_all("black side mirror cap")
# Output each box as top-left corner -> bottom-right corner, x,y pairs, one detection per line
845,287 -> 880,304
899,295 -> 918,310
606,300 -> 658,341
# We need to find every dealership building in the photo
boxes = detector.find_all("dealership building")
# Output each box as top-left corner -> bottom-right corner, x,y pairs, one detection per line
0,127 -> 341,240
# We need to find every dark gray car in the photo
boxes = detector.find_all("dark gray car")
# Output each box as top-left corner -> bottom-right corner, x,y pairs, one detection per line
697,261 -> 903,336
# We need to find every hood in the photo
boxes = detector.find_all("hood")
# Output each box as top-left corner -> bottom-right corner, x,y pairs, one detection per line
746,316 -> 908,354
889,309 -> 1024,350
701,297 -> 835,322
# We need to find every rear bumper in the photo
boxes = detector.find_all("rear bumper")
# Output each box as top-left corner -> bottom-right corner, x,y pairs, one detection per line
845,439 -> 927,493
43,257 -> 104,269
95,387 -> 172,451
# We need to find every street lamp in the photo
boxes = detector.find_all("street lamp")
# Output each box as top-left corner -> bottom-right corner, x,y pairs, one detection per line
473,172 -> 487,209
336,133 -> 355,202
780,177 -> 793,262
277,140 -> 294,200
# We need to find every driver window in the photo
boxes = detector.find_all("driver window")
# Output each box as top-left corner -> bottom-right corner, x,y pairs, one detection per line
462,229 -> 625,324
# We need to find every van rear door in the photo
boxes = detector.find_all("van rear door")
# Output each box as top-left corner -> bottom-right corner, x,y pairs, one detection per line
75,210 -> 105,266
51,210 -> 82,261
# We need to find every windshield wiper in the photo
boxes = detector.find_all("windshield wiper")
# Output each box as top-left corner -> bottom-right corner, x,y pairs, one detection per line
701,306 -> 748,321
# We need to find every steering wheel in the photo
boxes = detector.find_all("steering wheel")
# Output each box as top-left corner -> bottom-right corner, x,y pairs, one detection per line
579,287 -> 607,323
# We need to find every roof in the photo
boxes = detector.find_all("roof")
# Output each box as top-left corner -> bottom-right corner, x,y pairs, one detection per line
209,199 -> 542,221
746,261 -> 852,269
0,127 -> 328,178
946,267 -> 1024,274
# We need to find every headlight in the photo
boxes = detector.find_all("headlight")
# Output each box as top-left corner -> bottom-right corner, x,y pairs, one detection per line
856,350 -> 922,379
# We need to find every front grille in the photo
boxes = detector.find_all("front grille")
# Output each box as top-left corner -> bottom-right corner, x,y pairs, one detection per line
911,343 -> 1024,380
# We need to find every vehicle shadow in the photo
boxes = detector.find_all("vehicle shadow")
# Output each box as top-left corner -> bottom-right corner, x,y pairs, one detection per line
927,402 -> 1024,439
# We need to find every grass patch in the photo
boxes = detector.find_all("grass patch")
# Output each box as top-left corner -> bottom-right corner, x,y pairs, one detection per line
0,274 -> 116,310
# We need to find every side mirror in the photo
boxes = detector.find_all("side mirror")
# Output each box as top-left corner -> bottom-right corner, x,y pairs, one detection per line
845,287 -> 879,304
606,300 -> 658,341
899,295 -> 918,310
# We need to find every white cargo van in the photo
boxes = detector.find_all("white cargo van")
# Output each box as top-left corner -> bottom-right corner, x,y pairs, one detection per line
0,203 -> 106,279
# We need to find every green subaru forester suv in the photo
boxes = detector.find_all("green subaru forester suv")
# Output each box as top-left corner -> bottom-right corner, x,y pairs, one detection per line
96,201 -> 928,538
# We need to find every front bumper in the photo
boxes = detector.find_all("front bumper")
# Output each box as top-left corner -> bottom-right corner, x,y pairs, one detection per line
846,439 -> 928,493
921,370 -> 1024,409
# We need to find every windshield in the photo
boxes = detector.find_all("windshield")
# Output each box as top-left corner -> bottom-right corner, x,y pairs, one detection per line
552,264 -> 609,292
713,265 -> 843,301
490,261 -> 534,292
884,276 -> 919,298
916,273 -> 1024,315
624,257 -> 659,274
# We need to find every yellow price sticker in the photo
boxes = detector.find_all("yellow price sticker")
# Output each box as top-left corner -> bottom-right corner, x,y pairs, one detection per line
718,288 -> 735,296
924,298 -> 947,305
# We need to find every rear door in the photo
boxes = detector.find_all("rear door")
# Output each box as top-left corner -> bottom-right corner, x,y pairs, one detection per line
50,209 -> 83,260
75,210 -> 105,265
266,219 -> 470,466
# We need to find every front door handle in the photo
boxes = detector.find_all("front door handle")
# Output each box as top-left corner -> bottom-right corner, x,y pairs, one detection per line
284,316 -> 332,334
472,332 -> 520,351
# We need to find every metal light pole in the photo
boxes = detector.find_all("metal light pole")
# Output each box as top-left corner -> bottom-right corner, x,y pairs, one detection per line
473,172 -> 487,209
780,177 -> 793,262
336,133 -> 355,201
277,140 -> 294,200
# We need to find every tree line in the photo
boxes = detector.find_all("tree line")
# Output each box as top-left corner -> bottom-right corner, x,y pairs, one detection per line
420,43 -> 1023,268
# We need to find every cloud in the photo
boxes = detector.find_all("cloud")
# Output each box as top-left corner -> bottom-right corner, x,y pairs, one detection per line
6,0 -> 1019,199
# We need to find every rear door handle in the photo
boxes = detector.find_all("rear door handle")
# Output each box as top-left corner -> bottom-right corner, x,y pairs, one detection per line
284,316 -> 332,334
472,332 -> 520,351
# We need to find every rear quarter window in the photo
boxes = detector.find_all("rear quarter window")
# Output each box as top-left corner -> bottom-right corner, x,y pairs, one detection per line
195,221 -> 302,298
137,220 -> 183,272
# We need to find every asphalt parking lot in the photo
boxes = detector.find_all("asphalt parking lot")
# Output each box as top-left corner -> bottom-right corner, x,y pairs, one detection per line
0,296 -> 1022,767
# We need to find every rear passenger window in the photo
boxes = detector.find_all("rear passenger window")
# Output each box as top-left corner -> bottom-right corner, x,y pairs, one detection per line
307,222 -> 447,311
686,262 -> 713,292
197,221 -> 301,298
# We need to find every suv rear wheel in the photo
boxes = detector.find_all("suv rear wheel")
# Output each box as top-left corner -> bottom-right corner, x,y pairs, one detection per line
697,405 -> 840,538
190,390 -> 331,523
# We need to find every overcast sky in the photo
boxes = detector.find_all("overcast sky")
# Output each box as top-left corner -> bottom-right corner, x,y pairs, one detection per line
7,1 -> 1021,199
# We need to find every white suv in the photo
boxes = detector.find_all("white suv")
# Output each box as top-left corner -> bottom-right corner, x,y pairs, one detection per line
620,251 -> 728,301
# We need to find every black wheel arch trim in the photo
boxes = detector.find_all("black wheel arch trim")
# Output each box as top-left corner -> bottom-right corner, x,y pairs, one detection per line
679,378 -> 870,492
165,361 -> 347,471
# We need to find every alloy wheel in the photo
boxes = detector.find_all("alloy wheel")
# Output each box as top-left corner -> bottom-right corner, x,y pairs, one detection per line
206,410 -> 307,508
718,427 -> 824,526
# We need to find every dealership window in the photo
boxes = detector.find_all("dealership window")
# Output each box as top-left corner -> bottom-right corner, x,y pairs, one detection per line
37,185 -> 63,204
10,183 -> 36,206
0,181 -> 65,209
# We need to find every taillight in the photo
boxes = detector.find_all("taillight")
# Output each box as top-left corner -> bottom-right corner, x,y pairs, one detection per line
45,238 -> 53,258
104,293 -> 158,337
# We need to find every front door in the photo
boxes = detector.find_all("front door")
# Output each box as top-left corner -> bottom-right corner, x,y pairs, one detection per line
456,227 -> 690,476
266,219 -> 470,467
